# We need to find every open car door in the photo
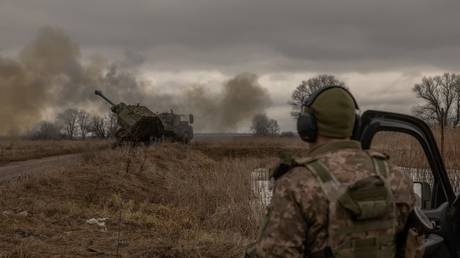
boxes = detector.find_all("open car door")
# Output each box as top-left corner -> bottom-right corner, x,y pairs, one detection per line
356,110 -> 460,258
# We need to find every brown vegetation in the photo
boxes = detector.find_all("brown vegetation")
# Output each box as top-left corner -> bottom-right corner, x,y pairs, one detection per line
0,131 -> 459,257
0,139 -> 110,164
193,136 -> 307,160
372,128 -> 460,191
0,141 -> 284,257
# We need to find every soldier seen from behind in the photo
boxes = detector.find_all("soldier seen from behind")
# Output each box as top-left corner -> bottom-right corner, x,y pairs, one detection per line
245,86 -> 416,258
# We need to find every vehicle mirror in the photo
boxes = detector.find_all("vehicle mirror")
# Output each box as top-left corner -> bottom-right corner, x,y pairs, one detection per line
189,114 -> 194,124
413,181 -> 432,209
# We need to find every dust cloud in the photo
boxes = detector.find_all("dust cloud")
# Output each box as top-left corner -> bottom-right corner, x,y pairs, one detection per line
0,27 -> 272,135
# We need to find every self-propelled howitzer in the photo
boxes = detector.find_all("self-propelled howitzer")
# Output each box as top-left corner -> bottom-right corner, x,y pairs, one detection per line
94,90 -> 194,145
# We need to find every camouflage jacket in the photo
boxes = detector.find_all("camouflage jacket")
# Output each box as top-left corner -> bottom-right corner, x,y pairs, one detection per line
245,140 -> 415,258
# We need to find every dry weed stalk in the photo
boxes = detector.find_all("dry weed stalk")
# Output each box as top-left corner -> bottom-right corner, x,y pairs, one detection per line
374,130 -> 460,190
0,139 -> 110,163
0,132 -> 458,257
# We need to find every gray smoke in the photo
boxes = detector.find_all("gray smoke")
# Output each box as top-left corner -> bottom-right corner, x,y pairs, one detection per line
0,57 -> 52,135
0,27 -> 142,135
185,73 -> 272,131
0,27 -> 271,135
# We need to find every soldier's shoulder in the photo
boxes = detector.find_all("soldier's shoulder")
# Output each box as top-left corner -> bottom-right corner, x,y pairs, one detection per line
315,148 -> 374,172
281,165 -> 316,181
270,154 -> 316,180
386,161 -> 413,181
274,160 -> 320,191
273,164 -> 325,207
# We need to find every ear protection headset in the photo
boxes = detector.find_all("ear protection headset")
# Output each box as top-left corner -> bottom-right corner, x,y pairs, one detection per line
297,86 -> 360,143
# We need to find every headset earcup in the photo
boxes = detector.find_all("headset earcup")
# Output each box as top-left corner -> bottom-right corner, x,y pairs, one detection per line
351,114 -> 361,140
297,112 -> 318,143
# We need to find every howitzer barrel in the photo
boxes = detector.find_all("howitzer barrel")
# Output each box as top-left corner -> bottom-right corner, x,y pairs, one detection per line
94,90 -> 115,106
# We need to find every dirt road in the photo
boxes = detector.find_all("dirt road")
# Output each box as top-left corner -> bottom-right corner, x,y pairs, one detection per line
0,153 -> 82,183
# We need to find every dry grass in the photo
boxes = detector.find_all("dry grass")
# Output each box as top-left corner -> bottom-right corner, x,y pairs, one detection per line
373,129 -> 460,167
373,129 -> 460,191
0,139 -> 110,163
0,131 -> 459,257
0,143 -> 277,257
193,136 -> 308,160
195,136 -> 304,148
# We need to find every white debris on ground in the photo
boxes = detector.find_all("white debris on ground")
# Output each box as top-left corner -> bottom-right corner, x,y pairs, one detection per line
2,210 -> 13,217
251,168 -> 273,208
18,211 -> 29,217
2,210 -> 29,217
86,217 -> 109,227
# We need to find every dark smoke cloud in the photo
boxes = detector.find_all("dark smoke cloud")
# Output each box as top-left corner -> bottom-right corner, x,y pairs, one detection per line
0,27 -> 272,134
0,27 -> 133,134
185,73 -> 272,131
0,57 -> 51,135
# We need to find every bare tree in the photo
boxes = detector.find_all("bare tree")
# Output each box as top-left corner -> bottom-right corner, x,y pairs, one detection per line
89,115 -> 107,138
289,74 -> 346,118
267,119 -> 280,135
105,113 -> 118,138
77,110 -> 90,139
454,84 -> 460,127
57,108 -> 79,139
29,121 -> 62,140
412,73 -> 460,127
251,113 -> 280,136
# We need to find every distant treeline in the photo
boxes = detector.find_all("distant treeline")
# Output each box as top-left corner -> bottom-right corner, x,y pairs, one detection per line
28,109 -> 117,140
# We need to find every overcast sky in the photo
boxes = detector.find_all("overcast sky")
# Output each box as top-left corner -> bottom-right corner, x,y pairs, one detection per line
2,0 -> 460,132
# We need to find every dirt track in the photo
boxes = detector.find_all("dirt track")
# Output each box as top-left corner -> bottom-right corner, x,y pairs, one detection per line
0,153 -> 82,183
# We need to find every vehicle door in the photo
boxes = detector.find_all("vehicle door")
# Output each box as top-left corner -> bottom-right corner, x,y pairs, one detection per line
356,110 -> 460,258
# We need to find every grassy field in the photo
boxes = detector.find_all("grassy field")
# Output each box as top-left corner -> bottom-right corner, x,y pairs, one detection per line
0,132 -> 458,257
0,139 -> 110,164
0,138 -> 303,257
373,129 -> 460,190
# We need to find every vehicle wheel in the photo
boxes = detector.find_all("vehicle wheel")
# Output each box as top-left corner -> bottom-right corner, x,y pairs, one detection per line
114,129 -> 130,147
182,132 -> 191,144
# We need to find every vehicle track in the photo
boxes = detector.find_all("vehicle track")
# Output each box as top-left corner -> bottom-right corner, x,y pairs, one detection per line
0,153 -> 82,183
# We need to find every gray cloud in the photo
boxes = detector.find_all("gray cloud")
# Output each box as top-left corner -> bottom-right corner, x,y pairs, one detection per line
2,0 -> 459,132
0,27 -> 272,134
2,0 -> 460,72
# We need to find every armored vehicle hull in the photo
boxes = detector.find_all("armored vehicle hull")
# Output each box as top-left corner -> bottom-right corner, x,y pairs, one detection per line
158,112 -> 194,143
95,90 -> 194,145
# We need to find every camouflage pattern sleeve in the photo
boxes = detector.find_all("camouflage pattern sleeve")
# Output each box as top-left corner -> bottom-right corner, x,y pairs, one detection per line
245,167 -> 326,258
387,164 -> 416,232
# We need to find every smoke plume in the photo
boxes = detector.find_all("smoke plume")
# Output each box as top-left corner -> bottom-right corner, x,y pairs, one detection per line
0,57 -> 51,135
0,27 -> 271,135
185,73 -> 271,131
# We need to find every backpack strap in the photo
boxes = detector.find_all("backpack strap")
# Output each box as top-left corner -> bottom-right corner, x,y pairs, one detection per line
302,159 -> 341,201
367,151 -> 390,178
302,156 -> 396,258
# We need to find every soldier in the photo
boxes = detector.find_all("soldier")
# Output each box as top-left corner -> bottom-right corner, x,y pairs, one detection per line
245,86 -> 416,258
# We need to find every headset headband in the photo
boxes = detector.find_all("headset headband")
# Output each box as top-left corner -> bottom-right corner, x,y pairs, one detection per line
303,86 -> 360,110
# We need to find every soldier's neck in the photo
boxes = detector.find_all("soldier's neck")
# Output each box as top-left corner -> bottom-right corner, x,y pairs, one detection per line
310,135 -> 350,149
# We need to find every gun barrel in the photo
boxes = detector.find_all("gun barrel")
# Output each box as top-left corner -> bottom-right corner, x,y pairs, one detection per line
94,90 -> 115,106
